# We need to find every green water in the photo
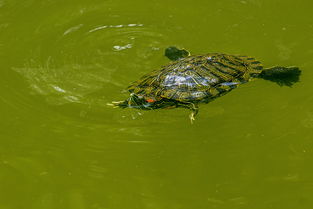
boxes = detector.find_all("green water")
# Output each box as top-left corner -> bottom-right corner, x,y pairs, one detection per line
1,0 -> 313,208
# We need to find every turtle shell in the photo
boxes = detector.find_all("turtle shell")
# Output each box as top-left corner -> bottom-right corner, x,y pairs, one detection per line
127,53 -> 263,103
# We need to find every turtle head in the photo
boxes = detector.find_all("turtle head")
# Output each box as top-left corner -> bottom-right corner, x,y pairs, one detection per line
128,93 -> 144,107
110,93 -> 157,109
123,93 -> 154,109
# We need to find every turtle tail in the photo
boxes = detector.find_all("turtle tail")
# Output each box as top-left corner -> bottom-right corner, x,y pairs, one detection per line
258,66 -> 301,87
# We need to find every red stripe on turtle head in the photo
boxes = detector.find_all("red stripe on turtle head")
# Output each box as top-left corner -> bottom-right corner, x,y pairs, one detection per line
146,98 -> 156,103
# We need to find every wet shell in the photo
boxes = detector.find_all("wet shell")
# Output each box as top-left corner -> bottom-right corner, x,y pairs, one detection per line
127,53 -> 263,103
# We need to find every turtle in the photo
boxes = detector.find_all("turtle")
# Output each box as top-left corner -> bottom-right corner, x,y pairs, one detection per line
108,46 -> 301,122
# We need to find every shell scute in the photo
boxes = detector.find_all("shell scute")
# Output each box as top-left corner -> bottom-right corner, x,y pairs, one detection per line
127,53 -> 263,103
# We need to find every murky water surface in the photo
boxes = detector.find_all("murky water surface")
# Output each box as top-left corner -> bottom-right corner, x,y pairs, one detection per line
1,0 -> 313,208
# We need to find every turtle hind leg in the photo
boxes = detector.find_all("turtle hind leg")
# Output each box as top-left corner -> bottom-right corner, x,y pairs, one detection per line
188,103 -> 199,124
259,66 -> 301,87
178,102 -> 199,124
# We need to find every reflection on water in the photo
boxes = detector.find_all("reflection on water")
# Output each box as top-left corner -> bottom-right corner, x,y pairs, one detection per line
1,0 -> 313,209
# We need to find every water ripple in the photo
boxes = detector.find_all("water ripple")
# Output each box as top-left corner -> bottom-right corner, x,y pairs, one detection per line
13,13 -> 167,110
88,23 -> 144,33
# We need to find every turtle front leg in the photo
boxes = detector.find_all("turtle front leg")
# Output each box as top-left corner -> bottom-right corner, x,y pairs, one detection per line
107,100 -> 128,108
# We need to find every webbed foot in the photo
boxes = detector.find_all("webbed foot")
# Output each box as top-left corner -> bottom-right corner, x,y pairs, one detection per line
186,103 -> 199,124
189,111 -> 196,124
